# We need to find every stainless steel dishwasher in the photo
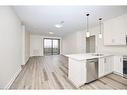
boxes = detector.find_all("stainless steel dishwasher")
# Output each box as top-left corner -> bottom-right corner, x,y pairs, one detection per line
86,58 -> 98,83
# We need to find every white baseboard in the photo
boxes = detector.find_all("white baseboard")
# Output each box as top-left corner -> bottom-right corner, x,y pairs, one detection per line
113,71 -> 123,77
22,56 -> 30,65
25,57 -> 30,64
4,67 -> 22,89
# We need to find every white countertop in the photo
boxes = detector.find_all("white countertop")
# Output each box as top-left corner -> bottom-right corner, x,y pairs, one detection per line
65,53 -> 113,61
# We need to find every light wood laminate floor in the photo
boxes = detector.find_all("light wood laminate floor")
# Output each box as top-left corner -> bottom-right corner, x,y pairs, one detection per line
10,55 -> 127,90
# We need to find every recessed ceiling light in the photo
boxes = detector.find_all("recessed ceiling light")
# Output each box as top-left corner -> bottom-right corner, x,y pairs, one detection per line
54,24 -> 63,28
49,32 -> 54,34
55,21 -> 64,28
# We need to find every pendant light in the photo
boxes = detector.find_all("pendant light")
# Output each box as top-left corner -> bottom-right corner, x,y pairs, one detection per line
99,18 -> 102,39
86,14 -> 90,37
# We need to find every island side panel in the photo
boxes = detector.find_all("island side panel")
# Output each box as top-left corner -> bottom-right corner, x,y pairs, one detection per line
68,58 -> 86,88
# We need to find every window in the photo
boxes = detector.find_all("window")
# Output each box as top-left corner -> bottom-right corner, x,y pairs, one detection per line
43,38 -> 60,55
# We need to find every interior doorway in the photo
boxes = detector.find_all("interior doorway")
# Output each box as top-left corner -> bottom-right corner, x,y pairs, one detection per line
86,35 -> 95,53
43,38 -> 60,55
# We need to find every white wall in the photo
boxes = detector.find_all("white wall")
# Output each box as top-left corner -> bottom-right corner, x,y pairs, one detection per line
87,14 -> 127,55
22,25 -> 25,65
30,35 -> 43,56
22,25 -> 30,65
62,31 -> 85,54
0,7 -> 22,89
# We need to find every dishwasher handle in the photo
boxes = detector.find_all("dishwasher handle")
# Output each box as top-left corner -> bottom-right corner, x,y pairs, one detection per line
87,59 -> 98,63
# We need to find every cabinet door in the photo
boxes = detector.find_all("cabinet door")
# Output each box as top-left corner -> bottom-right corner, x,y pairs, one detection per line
104,56 -> 113,75
112,15 -> 126,45
99,58 -> 105,77
104,14 -> 127,45
109,56 -> 113,73
104,57 -> 108,75
113,56 -> 123,75
104,19 -> 114,45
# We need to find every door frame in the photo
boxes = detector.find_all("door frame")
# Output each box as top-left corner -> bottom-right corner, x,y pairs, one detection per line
86,35 -> 96,53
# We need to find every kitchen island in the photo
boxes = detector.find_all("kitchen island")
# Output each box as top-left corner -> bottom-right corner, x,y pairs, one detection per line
65,53 -> 113,88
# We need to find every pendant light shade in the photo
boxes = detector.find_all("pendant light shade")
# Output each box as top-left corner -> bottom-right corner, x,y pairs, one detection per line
86,32 -> 90,38
99,18 -> 102,39
99,33 -> 102,38
86,14 -> 90,37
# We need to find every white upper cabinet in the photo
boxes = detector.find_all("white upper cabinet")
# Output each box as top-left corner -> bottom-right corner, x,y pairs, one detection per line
104,19 -> 114,45
104,14 -> 127,45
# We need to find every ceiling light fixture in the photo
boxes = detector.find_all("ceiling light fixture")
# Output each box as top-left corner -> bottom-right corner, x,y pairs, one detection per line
99,18 -> 103,39
86,14 -> 90,38
49,32 -> 54,34
55,21 -> 64,28
55,24 -> 63,28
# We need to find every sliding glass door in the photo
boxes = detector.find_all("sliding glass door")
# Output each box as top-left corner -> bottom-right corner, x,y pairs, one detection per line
43,38 -> 60,55
44,39 -> 52,55
52,39 -> 60,55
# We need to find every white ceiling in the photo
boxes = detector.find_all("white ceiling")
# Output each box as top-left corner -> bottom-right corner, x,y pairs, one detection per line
13,6 -> 127,36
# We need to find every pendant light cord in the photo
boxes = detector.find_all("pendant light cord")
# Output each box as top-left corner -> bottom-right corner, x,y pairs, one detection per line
86,14 -> 89,33
99,18 -> 102,34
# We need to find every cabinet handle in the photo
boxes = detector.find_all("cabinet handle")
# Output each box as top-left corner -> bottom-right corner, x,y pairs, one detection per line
120,58 -> 122,62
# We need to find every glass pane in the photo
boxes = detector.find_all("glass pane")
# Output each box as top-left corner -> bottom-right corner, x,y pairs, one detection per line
44,38 -> 60,55
53,40 -> 58,48
53,39 -> 59,55
44,39 -> 52,55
